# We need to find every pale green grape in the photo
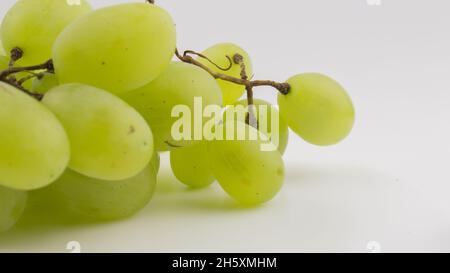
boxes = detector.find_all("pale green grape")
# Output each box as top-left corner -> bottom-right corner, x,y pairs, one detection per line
52,3 -> 176,94
0,0 -> 92,66
207,121 -> 285,206
29,160 -> 158,222
198,43 -> 253,105
42,83 -> 153,181
278,73 -> 355,146
0,82 -> 70,190
0,186 -> 27,232
227,99 -> 289,154
32,72 -> 59,94
122,62 -> 222,151
170,142 -> 215,188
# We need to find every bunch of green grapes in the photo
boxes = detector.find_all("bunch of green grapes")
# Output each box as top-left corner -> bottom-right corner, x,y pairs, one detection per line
0,0 -> 356,233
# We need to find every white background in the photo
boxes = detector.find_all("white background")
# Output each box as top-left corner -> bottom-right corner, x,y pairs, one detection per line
1,0 -> 450,253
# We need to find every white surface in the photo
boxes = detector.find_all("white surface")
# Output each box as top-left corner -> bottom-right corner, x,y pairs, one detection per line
1,0 -> 450,252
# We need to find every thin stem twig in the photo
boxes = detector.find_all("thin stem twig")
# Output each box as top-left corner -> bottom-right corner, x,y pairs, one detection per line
234,54 -> 258,128
175,49 -> 290,95
0,59 -> 54,80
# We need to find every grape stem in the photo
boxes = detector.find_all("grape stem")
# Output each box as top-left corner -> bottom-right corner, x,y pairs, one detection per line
232,54 -> 258,128
0,49 -> 53,100
175,49 -> 290,95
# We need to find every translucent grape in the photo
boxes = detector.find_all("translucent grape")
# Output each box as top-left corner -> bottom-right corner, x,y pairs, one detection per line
32,72 -> 59,94
170,142 -> 215,188
0,82 -> 70,190
278,73 -> 355,146
228,99 -> 289,154
29,161 -> 158,222
42,83 -> 153,181
52,3 -> 176,94
122,62 -> 222,151
198,43 -> 253,105
0,186 -> 27,232
0,0 -> 92,65
208,121 -> 285,206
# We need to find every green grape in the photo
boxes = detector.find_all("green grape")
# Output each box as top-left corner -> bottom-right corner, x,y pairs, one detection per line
0,186 -> 27,232
32,72 -> 59,94
0,0 -> 92,66
170,142 -> 215,188
0,82 -> 70,190
227,99 -> 289,154
42,83 -> 154,181
278,73 -> 355,146
122,62 -> 222,151
207,121 -> 285,206
198,43 -> 253,105
52,3 -> 176,94
29,160 -> 158,222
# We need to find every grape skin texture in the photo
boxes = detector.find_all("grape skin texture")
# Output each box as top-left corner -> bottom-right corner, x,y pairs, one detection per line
198,43 -> 253,105
230,99 -> 289,154
0,0 -> 92,65
28,162 -> 158,222
0,186 -> 27,232
122,62 -> 222,151
42,83 -> 154,181
278,73 -> 355,146
208,122 -> 285,206
0,82 -> 70,190
52,3 -> 176,94
32,72 -> 59,94
170,142 -> 215,188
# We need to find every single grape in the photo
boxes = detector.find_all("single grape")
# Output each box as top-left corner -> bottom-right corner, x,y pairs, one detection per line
170,142 -> 215,188
0,0 -> 92,65
198,43 -> 253,105
42,83 -> 154,181
28,160 -> 158,222
122,62 -> 222,151
0,82 -> 70,190
207,121 -> 285,206
52,3 -> 176,94
31,72 -> 59,94
227,99 -> 289,154
0,186 -> 27,232
278,73 -> 355,146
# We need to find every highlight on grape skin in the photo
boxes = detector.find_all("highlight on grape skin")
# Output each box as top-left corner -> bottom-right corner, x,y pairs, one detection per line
0,0 -> 355,233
